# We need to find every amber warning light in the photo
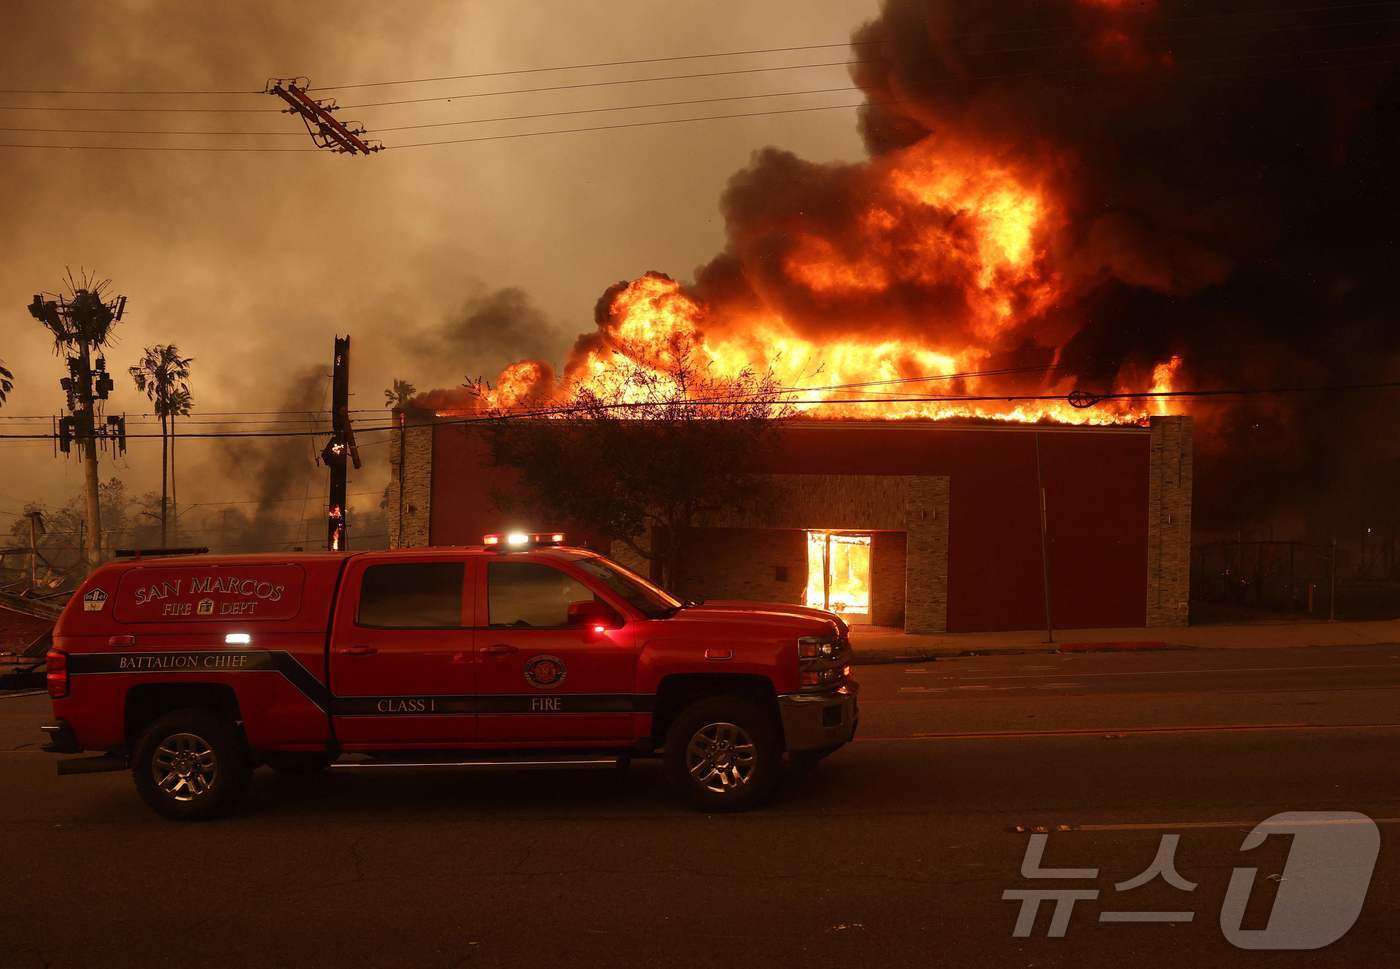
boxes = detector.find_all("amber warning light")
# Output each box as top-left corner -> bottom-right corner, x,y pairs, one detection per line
483,532 -> 566,549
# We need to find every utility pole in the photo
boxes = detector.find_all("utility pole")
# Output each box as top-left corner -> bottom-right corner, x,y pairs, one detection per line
27,511 -> 43,593
28,277 -> 127,571
1034,433 -> 1055,644
322,336 -> 361,551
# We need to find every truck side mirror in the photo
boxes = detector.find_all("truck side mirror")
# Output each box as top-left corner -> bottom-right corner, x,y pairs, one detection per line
567,599 -> 622,636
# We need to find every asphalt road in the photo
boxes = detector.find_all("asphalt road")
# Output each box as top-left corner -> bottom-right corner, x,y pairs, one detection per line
3,644 -> 1399,969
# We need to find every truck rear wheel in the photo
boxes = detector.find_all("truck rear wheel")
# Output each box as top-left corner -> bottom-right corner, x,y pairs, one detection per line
664,696 -> 780,811
132,708 -> 251,821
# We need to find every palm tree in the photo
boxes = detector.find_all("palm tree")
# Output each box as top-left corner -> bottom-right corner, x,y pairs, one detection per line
0,358 -> 12,406
167,385 -> 193,544
384,378 -> 416,409
129,345 -> 192,546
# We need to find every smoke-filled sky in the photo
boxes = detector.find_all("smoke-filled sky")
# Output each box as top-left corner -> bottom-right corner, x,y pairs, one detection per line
0,0 -> 878,542
3,0 -> 1399,548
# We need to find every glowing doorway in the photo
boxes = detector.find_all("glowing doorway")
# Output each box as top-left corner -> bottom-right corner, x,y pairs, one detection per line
805,531 -> 873,623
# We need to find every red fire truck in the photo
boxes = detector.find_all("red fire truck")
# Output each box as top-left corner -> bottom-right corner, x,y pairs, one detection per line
41,534 -> 857,819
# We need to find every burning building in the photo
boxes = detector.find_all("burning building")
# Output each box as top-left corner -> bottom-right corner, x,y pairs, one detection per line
390,0 -> 1399,630
389,414 -> 1191,634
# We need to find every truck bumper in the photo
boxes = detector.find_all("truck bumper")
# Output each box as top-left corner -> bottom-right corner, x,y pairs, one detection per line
777,682 -> 859,752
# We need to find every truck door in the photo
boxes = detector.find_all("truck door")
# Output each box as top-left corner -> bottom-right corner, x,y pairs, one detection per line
474,558 -> 638,744
330,555 -> 476,747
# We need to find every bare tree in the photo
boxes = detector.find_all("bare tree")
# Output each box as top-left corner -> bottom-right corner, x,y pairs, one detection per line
129,345 -> 192,547
481,342 -> 790,587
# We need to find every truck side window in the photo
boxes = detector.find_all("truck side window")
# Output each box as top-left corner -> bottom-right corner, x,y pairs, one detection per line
488,561 -> 597,628
357,562 -> 464,628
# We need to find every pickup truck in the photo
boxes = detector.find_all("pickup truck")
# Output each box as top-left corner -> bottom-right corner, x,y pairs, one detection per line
42,534 -> 857,819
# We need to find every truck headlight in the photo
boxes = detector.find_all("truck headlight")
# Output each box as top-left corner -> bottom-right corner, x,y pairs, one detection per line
798,635 -> 849,691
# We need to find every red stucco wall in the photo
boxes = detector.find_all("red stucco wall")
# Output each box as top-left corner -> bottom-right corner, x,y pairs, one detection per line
429,421 -> 1151,632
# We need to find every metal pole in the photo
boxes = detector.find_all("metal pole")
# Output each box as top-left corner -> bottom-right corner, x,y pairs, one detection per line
76,340 -> 102,569
28,513 -> 38,593
327,336 -> 350,551
1034,434 -> 1054,644
1329,536 -> 1337,622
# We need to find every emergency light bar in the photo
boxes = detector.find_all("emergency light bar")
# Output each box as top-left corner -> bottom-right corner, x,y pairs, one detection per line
483,531 -> 566,549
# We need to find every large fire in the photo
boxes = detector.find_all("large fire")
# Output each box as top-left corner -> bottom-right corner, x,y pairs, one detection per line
465,135 -> 1181,426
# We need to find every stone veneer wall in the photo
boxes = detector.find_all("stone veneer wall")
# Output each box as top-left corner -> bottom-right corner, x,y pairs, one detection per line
1146,415 -> 1193,626
871,531 -> 907,628
673,527 -> 807,605
389,419 -> 434,549
702,474 -> 950,634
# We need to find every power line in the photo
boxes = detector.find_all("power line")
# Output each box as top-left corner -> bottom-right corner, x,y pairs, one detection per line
0,100 -> 868,152
0,408 -> 380,420
365,85 -> 867,133
3,378 -> 1399,442
0,84 -> 868,137
0,143 -> 318,152
338,18 -> 1400,113
0,86 -> 261,96
0,126 -> 300,137
389,100 -> 868,149
339,59 -> 862,110
304,0 -> 1400,91
0,103 -> 281,114
4,1 -> 1396,99
4,41 -> 1396,152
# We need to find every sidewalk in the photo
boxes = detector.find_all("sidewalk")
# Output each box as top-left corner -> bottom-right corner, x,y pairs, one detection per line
849,618 -> 1400,664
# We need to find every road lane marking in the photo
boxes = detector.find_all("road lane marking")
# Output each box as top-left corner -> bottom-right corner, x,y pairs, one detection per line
862,683 -> 1400,704
1065,817 -> 1400,832
0,690 -> 45,700
936,662 -> 1400,682
855,721 -> 1400,742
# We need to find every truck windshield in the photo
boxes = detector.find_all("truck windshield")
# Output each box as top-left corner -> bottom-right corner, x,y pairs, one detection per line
568,556 -> 683,619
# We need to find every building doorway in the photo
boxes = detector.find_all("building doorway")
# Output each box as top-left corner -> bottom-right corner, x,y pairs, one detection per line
805,531 -> 873,624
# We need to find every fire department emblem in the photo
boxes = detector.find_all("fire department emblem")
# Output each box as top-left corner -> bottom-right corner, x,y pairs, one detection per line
523,654 -> 567,689
196,598 -> 216,616
82,588 -> 108,612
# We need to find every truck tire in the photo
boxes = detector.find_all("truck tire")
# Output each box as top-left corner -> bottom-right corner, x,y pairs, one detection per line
664,696 -> 781,812
132,708 -> 251,821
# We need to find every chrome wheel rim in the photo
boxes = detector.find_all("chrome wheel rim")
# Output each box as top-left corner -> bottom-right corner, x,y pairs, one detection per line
685,721 -> 757,794
152,732 -> 217,802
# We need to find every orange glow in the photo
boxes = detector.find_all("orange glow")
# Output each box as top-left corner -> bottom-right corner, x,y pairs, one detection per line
806,531 -> 872,622
1151,355 -> 1183,416
466,137 -> 1187,428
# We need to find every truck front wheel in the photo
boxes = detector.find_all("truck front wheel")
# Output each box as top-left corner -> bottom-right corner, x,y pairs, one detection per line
131,708 -> 251,821
664,696 -> 781,811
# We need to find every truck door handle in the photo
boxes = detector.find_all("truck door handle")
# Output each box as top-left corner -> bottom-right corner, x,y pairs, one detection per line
109,635 -> 136,648
340,645 -> 378,657
480,644 -> 518,656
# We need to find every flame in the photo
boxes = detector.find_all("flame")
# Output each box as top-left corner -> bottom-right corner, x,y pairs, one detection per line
468,137 -> 1184,427
1151,355 -> 1184,416
806,531 -> 872,620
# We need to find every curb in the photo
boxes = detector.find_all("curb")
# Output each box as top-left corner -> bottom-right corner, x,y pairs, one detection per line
851,646 -> 1059,666
1055,640 -> 1173,653
850,640 -> 1185,666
